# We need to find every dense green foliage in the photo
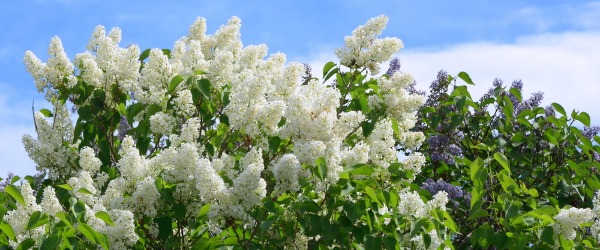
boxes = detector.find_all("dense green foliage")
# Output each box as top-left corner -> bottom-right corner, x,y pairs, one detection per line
415,71 -> 600,249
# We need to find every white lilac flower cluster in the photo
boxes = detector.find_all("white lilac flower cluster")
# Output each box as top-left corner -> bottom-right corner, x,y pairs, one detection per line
22,103 -> 79,180
335,15 -> 402,75
396,189 -> 449,249
19,15 -> 428,245
4,182 -> 61,248
397,189 -> 449,219
410,230 -> 448,250
369,73 -> 425,150
394,190 -> 448,249
552,207 -> 593,240
592,192 -> 600,241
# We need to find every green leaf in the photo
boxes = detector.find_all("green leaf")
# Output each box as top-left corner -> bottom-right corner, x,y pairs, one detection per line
155,217 -> 173,241
316,157 -> 328,181
322,61 -> 336,78
552,103 -> 566,116
410,218 -> 428,237
57,183 -> 73,191
497,169 -> 521,194
10,175 -> 21,184
575,112 -> 591,127
544,130 -> 559,146
40,235 -> 60,250
541,226 -> 554,245
364,186 -> 381,205
468,207 -> 489,220
161,49 -> 171,58
344,164 -> 375,175
72,199 -> 86,220
139,49 -> 151,61
95,211 -> 115,226
361,120 -> 376,137
78,188 -> 94,195
510,133 -> 525,146
470,158 -> 485,190
25,211 -> 48,231
16,238 -> 36,250
197,79 -> 211,98
502,95 -> 514,119
324,68 -> 339,84
77,223 -> 97,244
493,152 -> 510,174
55,211 -> 74,230
509,87 -> 522,103
0,222 -> 15,241
194,69 -> 206,75
268,136 -> 281,153
40,108 -> 53,117
126,103 -> 145,122
168,75 -> 184,94
457,71 -> 475,85
5,184 -> 25,206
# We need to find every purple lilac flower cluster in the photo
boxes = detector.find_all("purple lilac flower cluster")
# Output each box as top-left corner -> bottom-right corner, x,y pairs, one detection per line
421,178 -> 471,206
426,134 -> 462,165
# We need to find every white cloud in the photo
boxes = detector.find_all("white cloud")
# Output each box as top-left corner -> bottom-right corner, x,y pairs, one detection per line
400,31 -> 600,124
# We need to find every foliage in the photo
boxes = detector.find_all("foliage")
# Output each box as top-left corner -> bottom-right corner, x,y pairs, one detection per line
415,70 -> 600,249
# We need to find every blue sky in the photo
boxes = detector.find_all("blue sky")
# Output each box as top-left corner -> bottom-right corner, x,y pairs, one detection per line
1,0 -> 599,177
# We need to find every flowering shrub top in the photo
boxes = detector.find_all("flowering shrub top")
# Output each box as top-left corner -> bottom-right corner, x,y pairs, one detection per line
0,15 -> 452,249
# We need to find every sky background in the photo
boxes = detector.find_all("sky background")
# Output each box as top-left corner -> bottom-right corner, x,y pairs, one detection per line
1,0 -> 599,177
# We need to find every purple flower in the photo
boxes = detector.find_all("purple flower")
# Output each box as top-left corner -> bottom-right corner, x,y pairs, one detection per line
385,57 -> 401,76
448,144 -> 462,156
583,126 -> 600,140
421,178 -> 471,206
544,106 -> 556,117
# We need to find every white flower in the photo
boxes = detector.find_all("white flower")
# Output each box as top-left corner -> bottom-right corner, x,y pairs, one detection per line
591,191 -> 600,242
366,118 -> 397,168
101,178 -> 128,210
131,176 -> 160,217
169,118 -> 201,147
46,36 -> 77,89
172,89 -> 196,117
340,142 -> 370,167
280,81 -> 341,142
149,112 -> 176,135
293,140 -> 327,165
427,190 -> 449,212
117,136 -> 148,181
272,154 -> 302,195
79,146 -> 102,173
402,152 -> 426,180
137,48 -> 175,105
67,171 -> 98,205
552,207 -> 593,240
378,73 -> 425,122
195,158 -> 227,203
22,104 -> 78,180
410,230 -> 447,250
41,186 -> 62,217
335,15 -> 402,75
99,209 -> 139,249
75,51 -> 103,87
24,51 -> 47,92
3,182 -> 44,247
398,190 -> 426,218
